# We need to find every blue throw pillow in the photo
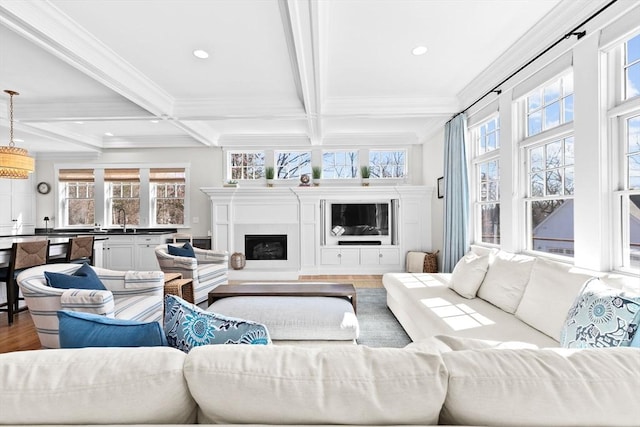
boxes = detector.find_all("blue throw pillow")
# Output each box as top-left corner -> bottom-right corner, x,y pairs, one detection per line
167,242 -> 196,258
164,294 -> 271,353
560,277 -> 640,348
57,310 -> 167,348
45,263 -> 107,290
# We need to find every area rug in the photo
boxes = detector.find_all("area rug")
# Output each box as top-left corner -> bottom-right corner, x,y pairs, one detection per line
356,288 -> 412,348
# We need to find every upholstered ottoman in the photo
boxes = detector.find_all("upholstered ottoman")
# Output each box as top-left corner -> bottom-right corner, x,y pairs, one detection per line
208,296 -> 360,345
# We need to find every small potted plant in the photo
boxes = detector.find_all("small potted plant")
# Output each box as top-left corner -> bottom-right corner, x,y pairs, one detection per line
265,166 -> 275,187
312,166 -> 322,186
223,179 -> 239,188
360,166 -> 371,186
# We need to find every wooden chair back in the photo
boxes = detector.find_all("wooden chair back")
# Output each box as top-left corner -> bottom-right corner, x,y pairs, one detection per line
66,236 -> 95,264
172,233 -> 193,244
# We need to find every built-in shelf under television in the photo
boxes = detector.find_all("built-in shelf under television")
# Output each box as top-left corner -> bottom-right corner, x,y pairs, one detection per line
321,200 -> 398,245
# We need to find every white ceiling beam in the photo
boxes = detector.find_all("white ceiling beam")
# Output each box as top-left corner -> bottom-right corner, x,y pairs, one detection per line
280,0 -> 322,145
14,100 -> 155,122
0,0 -> 218,147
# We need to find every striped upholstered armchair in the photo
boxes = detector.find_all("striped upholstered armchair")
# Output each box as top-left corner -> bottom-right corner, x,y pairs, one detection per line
154,244 -> 228,305
17,264 -> 164,349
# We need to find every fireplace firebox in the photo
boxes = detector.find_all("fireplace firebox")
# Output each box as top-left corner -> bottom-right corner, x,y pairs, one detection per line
245,234 -> 287,260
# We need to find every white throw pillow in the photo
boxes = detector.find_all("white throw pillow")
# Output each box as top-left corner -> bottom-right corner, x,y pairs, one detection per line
448,252 -> 489,299
477,251 -> 536,313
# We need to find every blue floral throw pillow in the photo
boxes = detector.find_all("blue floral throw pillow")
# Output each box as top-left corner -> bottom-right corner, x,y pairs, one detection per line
560,277 -> 640,348
164,294 -> 271,353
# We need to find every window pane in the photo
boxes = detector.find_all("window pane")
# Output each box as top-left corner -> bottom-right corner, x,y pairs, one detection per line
626,33 -> 640,64
322,151 -> 358,179
629,154 -> 640,190
564,136 -> 575,165
545,140 -> 562,169
228,152 -> 265,180
528,91 -> 541,111
369,150 -> 406,179
480,204 -> 500,245
531,173 -> 544,196
530,146 -> 544,172
564,167 -> 574,195
275,151 -> 311,179
68,199 -> 95,226
562,73 -> 574,95
544,81 -> 560,104
626,194 -> 640,268
563,94 -> 574,123
626,62 -> 640,99
531,199 -> 574,257
544,101 -> 560,129
628,116 -> 640,154
528,110 -> 542,136
546,170 -> 562,195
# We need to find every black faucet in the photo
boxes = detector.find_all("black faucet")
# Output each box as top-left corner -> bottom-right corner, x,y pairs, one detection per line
116,208 -> 127,232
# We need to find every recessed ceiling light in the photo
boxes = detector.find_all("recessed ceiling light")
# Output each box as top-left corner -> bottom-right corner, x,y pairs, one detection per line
74,121 -> 84,124
14,138 -> 23,143
150,120 -> 159,124
193,49 -> 209,59
412,46 -> 428,56
104,132 -> 114,137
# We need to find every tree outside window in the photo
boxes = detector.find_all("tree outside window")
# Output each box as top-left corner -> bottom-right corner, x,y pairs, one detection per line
322,151 -> 358,179
526,73 -> 573,137
60,169 -> 95,226
275,151 -> 311,179
106,169 -> 140,227
151,168 -> 185,225
229,152 -> 265,180
369,150 -> 406,178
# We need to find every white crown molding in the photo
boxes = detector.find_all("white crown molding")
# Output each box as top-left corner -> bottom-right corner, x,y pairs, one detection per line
0,1 -> 174,116
457,0 -> 614,110
36,151 -> 101,160
324,96 -> 459,117
219,133 -> 310,147
322,132 -> 418,146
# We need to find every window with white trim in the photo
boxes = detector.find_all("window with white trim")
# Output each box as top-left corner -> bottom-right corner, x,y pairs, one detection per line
471,116 -> 500,245
60,169 -> 95,226
228,151 -> 265,180
275,151 -> 311,179
151,168 -> 186,226
105,168 -> 140,227
526,73 -> 573,137
322,150 -> 358,179
525,136 -> 575,256
369,150 -> 407,178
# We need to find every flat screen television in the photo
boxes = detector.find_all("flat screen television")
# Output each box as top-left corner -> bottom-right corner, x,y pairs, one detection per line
325,202 -> 392,245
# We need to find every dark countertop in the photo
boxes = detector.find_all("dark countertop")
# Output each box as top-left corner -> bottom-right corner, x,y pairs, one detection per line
31,228 -> 178,237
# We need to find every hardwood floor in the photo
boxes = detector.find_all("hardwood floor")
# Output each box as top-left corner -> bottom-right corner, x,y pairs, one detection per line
0,275 -> 383,354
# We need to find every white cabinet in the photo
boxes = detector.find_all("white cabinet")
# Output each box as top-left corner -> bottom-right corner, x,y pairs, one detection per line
320,248 -> 359,265
104,233 -> 170,271
0,176 -> 35,235
360,248 -> 400,265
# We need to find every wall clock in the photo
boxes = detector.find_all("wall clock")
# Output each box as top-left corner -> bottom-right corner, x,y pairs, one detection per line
37,181 -> 51,195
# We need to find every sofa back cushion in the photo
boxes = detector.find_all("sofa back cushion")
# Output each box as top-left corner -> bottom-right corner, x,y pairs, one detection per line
440,347 -> 640,426
477,251 -> 536,313
0,347 -> 196,424
184,344 -> 448,425
448,251 -> 489,298
515,257 -> 592,341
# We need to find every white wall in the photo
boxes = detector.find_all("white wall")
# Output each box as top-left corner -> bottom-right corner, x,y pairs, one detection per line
422,129 -> 444,265
34,147 -> 223,237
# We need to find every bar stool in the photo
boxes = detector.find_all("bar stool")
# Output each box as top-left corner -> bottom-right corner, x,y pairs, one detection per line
64,236 -> 95,265
0,240 -> 49,325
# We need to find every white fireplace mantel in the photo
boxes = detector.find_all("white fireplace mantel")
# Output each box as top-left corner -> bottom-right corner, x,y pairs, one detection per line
200,185 -> 433,279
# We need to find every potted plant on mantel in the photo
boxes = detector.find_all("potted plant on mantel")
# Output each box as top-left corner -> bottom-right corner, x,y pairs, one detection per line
360,166 -> 371,186
265,166 -> 275,187
312,166 -> 322,186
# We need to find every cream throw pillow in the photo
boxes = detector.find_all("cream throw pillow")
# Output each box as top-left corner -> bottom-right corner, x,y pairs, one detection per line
448,252 -> 489,299
477,251 -> 536,313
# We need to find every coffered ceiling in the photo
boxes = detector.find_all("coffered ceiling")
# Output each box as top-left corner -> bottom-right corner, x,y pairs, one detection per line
0,0 -> 607,155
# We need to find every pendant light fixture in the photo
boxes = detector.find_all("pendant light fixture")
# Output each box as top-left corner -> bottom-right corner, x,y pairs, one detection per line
0,90 -> 34,179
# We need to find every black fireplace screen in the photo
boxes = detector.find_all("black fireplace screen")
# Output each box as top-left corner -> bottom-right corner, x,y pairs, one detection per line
245,234 -> 287,260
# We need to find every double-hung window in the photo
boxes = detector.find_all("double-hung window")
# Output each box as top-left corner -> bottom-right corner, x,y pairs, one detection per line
105,168 -> 140,227
59,169 -> 95,226
151,168 -> 186,226
610,32 -> 640,271
471,116 -> 500,245
522,72 -> 575,257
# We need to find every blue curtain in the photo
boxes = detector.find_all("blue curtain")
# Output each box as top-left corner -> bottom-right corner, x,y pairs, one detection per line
442,113 -> 469,273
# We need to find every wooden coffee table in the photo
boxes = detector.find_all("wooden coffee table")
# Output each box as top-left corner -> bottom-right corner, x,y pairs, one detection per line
207,283 -> 357,313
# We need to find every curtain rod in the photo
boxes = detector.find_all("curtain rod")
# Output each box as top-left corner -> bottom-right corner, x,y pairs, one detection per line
455,0 -> 619,120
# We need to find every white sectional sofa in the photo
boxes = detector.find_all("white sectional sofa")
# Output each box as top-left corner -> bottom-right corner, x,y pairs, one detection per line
383,246 -> 640,347
1,342 -> 639,426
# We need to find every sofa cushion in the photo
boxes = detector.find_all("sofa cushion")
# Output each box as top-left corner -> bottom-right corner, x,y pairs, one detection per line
184,344 -> 448,425
57,310 -> 167,348
164,294 -> 271,352
515,257 -> 592,341
440,347 -> 640,426
448,251 -> 489,298
0,347 -> 196,424
167,242 -> 196,258
44,263 -> 106,290
560,277 -> 640,348
477,251 -> 536,313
